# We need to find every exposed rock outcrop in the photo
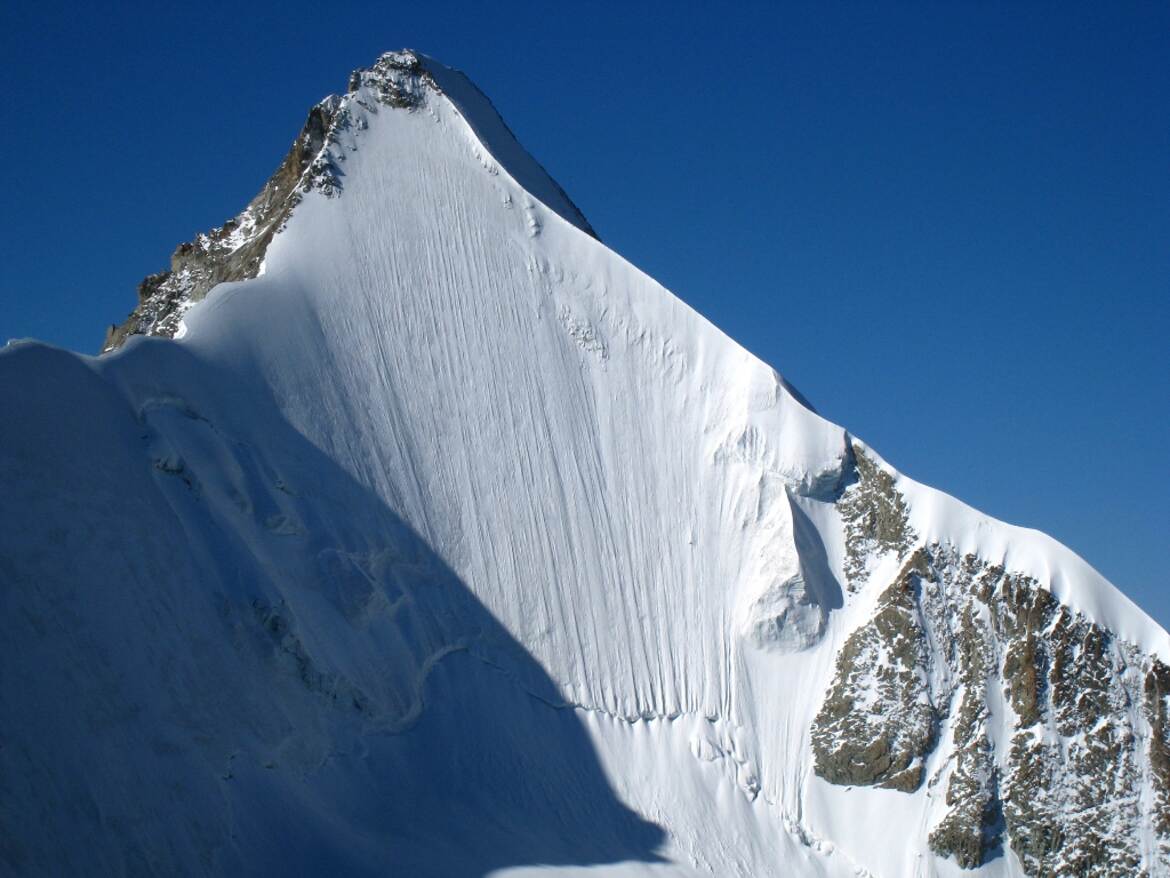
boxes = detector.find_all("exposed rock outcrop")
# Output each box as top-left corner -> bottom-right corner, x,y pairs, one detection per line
838,444 -> 916,590
102,94 -> 347,351
812,542 -> 1168,874
811,549 -> 939,792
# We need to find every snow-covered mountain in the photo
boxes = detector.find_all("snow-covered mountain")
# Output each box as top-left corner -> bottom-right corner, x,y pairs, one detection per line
3,51 -> 1167,877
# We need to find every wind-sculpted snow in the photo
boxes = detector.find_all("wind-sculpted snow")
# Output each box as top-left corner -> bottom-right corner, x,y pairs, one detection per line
5,49 -> 1170,877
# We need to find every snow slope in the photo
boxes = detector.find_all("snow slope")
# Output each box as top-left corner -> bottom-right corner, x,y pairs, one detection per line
2,51 -> 1167,877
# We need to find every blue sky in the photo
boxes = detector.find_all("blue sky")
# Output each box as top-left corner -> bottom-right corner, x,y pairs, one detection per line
2,2 -> 1167,626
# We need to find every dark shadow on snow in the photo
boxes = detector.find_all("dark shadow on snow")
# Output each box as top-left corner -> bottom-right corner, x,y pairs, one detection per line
0,338 -> 665,877
788,492 -> 844,614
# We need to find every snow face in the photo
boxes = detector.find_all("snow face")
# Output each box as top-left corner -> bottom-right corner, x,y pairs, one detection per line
3,50 -> 1168,876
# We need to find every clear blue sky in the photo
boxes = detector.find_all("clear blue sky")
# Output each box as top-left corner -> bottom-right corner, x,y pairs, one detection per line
2,2 -> 1167,627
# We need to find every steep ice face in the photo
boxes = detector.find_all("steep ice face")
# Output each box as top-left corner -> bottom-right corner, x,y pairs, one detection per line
5,50 -> 1169,877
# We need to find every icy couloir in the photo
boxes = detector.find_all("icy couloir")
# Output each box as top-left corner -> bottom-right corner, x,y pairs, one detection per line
3,50 -> 1168,877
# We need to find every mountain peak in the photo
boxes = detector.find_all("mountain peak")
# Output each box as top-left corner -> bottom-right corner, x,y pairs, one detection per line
8,47 -> 1169,877
346,49 -> 431,107
102,49 -> 594,352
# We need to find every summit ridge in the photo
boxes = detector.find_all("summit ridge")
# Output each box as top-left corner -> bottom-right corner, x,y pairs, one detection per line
102,50 -> 593,352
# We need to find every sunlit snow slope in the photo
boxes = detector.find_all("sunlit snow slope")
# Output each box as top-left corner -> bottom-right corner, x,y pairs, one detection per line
3,51 -> 1168,878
